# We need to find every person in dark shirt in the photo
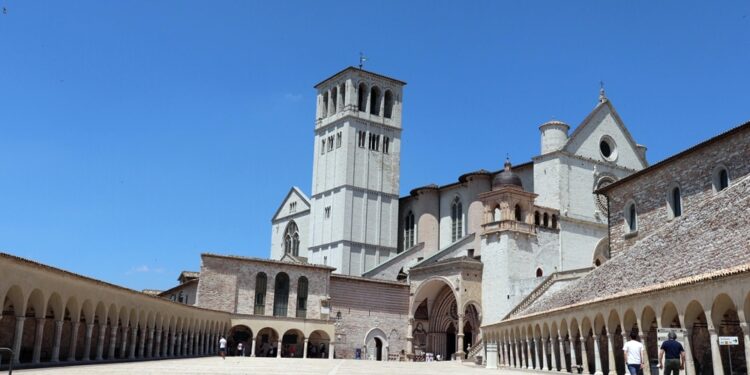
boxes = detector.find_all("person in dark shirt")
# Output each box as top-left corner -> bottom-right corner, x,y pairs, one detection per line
659,331 -> 685,375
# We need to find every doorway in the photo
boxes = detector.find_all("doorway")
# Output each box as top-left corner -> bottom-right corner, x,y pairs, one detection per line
446,324 -> 456,360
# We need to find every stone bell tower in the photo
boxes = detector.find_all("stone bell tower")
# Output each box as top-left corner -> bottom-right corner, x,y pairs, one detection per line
307,67 -> 406,275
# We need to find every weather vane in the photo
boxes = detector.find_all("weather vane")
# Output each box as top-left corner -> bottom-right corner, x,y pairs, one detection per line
359,52 -> 367,69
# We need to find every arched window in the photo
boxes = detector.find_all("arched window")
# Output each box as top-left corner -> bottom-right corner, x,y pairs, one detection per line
451,198 -> 463,242
551,215 -> 557,229
669,187 -> 682,218
514,204 -> 522,221
283,221 -> 300,256
713,167 -> 729,192
383,90 -> 394,118
625,203 -> 637,232
340,83 -> 346,107
536,268 -> 543,278
358,83 -> 368,112
330,87 -> 338,114
543,213 -> 549,227
404,211 -> 416,249
534,211 -> 540,226
296,277 -> 308,318
322,92 -> 329,118
254,273 -> 267,315
370,86 -> 381,116
273,273 -> 290,317
494,205 -> 502,222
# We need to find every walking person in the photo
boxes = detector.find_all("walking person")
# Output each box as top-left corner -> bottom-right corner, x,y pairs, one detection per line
623,331 -> 645,375
219,336 -> 227,360
659,331 -> 685,375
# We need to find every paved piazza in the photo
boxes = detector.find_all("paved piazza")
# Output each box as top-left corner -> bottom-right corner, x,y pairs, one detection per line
14,357 -> 539,375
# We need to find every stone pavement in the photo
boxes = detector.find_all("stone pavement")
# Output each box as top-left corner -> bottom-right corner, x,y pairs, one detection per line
12,357 -> 543,375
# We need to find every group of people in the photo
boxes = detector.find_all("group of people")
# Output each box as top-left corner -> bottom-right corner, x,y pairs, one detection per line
216,336 -> 328,359
623,330 -> 686,375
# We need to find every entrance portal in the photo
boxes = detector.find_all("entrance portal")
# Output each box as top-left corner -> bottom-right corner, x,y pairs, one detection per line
374,337 -> 383,361
446,324 -> 456,360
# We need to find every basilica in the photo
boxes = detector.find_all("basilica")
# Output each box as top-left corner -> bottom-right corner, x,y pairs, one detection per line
1,67 -> 748,375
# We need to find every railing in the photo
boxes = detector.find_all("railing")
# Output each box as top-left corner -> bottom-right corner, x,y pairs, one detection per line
0,347 -> 14,375
465,338 -> 484,361
481,220 -> 536,236
503,267 -> 594,320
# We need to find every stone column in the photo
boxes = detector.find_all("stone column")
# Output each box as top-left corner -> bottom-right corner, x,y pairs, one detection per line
277,339 -> 282,358
95,323 -> 107,360
328,343 -> 334,359
568,338 -> 576,372
486,342 -> 498,369
51,319 -> 64,362
741,324 -> 750,375
127,327 -> 136,359
580,336 -> 589,374
154,329 -> 162,358
168,331 -> 175,357
67,320 -> 80,362
138,327 -> 147,358
32,317 -> 46,364
592,335 -> 603,375
251,336 -> 257,357
709,328 -> 723,375
607,332 -> 617,375
12,316 -> 26,364
303,338 -> 308,358
147,328 -> 155,358
182,332 -> 188,356
456,313 -> 465,360
406,318 -> 414,356
83,323 -> 95,361
558,335 -> 567,372
499,341 -> 505,366
684,329 -> 696,375
519,341 -> 525,368
542,337 -> 549,370
639,332 -> 650,372
120,326 -> 129,359
107,325 -> 118,359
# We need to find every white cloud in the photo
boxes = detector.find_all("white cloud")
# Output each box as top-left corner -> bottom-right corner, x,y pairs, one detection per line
127,265 -> 165,275
284,93 -> 302,102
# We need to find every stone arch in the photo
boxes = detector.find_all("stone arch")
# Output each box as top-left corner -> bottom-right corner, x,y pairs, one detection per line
307,330 -> 330,359
411,276 -> 457,316
369,86 -> 381,116
711,293 -> 745,374
0,285 -> 24,364
383,90 -> 394,118
592,237 -> 610,267
684,300 -> 712,374
364,327 -> 388,361
661,301 -> 681,328
255,327 -> 279,357
228,325 -> 252,356
357,82 -> 368,112
607,309 -> 624,375
27,288 -> 47,318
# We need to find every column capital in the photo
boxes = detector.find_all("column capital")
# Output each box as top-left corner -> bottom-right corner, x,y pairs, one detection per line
55,319 -> 64,327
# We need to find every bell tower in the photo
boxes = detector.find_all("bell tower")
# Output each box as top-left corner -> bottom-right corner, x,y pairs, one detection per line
307,67 -> 406,275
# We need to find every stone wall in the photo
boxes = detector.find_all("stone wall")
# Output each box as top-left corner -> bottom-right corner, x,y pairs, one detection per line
196,254 -> 333,320
607,123 -> 750,256
329,275 -> 409,359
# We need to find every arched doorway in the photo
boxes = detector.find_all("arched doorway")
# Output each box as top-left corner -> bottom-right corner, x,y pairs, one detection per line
446,324 -> 456,360
364,327 -> 389,361
307,330 -> 330,359
463,322 -> 473,358
281,329 -> 304,358
255,327 -> 279,358
228,325 -> 252,356
374,337 -> 383,361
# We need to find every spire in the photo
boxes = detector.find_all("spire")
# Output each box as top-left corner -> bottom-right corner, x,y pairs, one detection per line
599,81 -> 608,104
504,156 -> 512,171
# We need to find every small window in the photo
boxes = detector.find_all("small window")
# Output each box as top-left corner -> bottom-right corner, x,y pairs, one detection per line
330,87 -> 338,114
625,203 -> 637,232
534,211 -> 540,226
713,167 -> 729,192
336,132 -> 342,148
669,187 -> 682,218
322,92 -> 329,118
536,268 -> 543,278
451,198 -> 463,242
383,90 -> 394,118
368,133 -> 380,151
340,83 -> 346,107
370,86 -> 381,116
551,215 -> 557,229
328,136 -> 334,151
325,206 -> 331,219
383,137 -> 390,154
543,213 -> 549,227
404,211 -> 416,248
599,136 -> 617,161
289,202 -> 297,213
321,139 -> 326,155
494,205 -> 502,222
358,131 -> 366,148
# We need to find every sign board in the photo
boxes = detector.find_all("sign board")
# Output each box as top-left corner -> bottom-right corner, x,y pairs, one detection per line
657,328 -> 687,350
719,336 -> 739,345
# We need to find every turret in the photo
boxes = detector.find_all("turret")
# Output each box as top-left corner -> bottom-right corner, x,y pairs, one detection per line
539,120 -> 569,154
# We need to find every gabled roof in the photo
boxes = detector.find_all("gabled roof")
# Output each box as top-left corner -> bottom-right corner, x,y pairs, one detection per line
271,186 -> 311,222
563,99 -> 648,167
314,66 -> 407,88
280,253 -> 308,264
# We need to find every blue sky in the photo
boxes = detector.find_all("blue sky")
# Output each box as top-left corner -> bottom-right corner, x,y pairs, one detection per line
1,1 -> 748,291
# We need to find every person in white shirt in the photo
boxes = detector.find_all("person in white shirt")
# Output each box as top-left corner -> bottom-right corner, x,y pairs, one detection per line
623,331 -> 645,375
219,336 -> 227,359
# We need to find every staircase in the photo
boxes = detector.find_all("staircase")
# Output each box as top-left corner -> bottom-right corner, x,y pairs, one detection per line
464,338 -> 484,364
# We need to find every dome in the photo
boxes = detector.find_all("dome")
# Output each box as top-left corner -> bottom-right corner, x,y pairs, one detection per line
493,159 -> 523,189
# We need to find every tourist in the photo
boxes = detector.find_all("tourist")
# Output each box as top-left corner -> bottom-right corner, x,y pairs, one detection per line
219,336 -> 227,360
659,331 -> 685,375
237,342 -> 244,357
623,331 -> 645,375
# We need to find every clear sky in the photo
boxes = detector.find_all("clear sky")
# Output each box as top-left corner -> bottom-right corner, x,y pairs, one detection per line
1,1 -> 748,291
